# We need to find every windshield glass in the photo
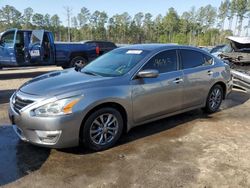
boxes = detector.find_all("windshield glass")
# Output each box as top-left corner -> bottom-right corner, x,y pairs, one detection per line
221,45 -> 232,53
82,48 -> 149,77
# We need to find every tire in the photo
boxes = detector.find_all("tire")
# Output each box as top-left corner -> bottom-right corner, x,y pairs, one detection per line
70,56 -> 88,68
61,56 -> 88,69
81,107 -> 124,151
203,85 -> 224,113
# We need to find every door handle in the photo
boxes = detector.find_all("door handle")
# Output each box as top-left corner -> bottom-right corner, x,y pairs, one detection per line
208,70 -> 213,76
173,78 -> 183,84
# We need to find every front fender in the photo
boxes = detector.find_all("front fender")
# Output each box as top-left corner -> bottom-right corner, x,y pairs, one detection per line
76,86 -> 133,132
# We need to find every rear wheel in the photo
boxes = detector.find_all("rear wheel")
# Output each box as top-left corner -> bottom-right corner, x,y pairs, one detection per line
203,85 -> 223,113
81,107 -> 124,151
70,56 -> 87,68
62,56 -> 88,69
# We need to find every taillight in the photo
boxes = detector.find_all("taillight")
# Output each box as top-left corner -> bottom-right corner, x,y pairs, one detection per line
96,46 -> 100,56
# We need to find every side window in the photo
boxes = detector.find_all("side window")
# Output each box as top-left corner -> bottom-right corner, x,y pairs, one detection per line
203,54 -> 213,66
108,42 -> 116,48
1,31 -> 15,47
142,50 -> 178,73
15,32 -> 24,46
181,49 -> 204,69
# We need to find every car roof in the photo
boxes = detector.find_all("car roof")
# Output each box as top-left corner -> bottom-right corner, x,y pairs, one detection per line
4,29 -> 50,33
120,43 -> 206,53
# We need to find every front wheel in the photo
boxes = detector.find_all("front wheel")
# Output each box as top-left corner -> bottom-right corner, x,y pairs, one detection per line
81,107 -> 124,151
203,85 -> 223,113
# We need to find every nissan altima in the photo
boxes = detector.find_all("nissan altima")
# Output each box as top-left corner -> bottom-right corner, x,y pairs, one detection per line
9,44 -> 232,151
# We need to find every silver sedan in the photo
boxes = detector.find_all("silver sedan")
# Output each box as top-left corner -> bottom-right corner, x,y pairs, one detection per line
9,44 -> 232,151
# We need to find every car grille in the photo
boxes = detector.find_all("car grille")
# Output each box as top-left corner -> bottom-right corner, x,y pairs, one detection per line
13,95 -> 34,112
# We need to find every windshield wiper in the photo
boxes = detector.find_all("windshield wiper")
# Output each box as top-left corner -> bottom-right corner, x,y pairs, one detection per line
82,71 -> 99,76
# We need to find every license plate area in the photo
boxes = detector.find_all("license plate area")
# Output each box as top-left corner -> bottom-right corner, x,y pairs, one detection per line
30,50 -> 40,57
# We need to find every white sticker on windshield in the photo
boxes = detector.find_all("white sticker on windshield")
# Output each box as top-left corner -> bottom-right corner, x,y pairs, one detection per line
126,50 -> 143,54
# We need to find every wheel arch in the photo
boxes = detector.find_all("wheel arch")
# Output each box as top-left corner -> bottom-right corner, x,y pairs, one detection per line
79,102 -> 128,143
212,81 -> 227,99
70,52 -> 89,62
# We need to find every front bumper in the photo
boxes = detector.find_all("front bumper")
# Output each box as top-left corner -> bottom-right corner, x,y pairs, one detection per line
8,100 -> 84,149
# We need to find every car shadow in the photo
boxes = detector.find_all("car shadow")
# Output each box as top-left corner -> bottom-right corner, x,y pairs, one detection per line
0,91 -> 248,186
61,90 -> 250,155
0,126 -> 50,186
0,89 -> 16,104
61,109 -> 216,155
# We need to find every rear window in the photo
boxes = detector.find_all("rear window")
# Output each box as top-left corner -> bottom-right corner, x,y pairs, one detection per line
106,42 -> 117,48
97,42 -> 116,48
203,54 -> 214,66
180,49 -> 205,69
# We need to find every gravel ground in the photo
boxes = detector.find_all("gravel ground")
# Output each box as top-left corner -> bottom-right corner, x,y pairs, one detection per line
0,66 -> 250,188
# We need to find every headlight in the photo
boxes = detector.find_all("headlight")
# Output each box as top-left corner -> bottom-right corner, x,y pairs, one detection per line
33,96 -> 82,117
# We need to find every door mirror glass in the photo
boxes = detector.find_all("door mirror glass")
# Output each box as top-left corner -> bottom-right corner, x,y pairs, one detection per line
137,69 -> 159,78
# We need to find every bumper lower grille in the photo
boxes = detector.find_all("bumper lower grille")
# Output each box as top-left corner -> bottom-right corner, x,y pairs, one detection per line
13,95 -> 34,112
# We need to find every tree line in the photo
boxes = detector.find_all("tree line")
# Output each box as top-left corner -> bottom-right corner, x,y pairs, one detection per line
0,0 -> 250,46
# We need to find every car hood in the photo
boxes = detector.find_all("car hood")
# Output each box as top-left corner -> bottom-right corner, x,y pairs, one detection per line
19,68 -> 113,96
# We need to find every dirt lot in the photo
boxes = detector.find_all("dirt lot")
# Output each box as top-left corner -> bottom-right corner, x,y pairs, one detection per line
0,66 -> 250,187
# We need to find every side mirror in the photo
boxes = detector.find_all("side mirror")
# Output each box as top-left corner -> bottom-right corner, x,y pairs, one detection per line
137,69 -> 159,78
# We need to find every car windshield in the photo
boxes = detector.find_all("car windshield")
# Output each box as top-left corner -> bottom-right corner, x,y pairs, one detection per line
81,48 -> 149,77
221,45 -> 232,53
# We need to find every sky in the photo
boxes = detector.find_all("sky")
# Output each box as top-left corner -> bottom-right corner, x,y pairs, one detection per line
0,0 -> 222,25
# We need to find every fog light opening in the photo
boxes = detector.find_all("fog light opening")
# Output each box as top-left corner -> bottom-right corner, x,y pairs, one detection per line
35,130 -> 62,144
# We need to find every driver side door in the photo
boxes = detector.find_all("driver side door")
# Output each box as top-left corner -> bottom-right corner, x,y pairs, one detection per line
0,29 -> 17,66
131,49 -> 184,124
28,30 -> 45,64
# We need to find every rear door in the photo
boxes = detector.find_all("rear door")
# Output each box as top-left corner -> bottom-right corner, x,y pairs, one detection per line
132,49 -> 184,123
28,30 -> 44,64
179,49 -> 215,109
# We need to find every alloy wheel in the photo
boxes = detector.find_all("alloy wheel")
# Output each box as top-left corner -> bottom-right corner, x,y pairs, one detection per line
90,113 -> 119,146
75,60 -> 86,68
209,88 -> 222,111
